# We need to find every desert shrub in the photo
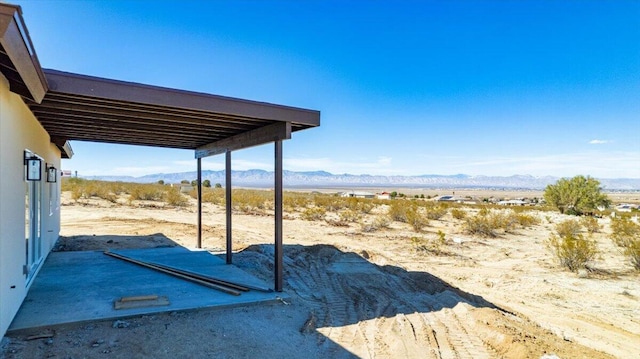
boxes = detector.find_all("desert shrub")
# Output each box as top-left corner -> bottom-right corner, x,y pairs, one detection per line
492,211 -> 518,233
65,179 -> 121,203
360,215 -> 392,233
283,192 -> 311,211
495,211 -> 539,233
581,216 -> 601,234
423,204 -> 448,220
411,232 -> 446,253
463,208 -> 539,236
406,207 -> 429,232
435,230 -> 447,247
165,188 -> 188,207
61,177 -> 85,192
555,219 -> 582,238
450,208 -> 467,220
233,189 -> 271,213
343,197 -> 374,214
96,187 -> 118,203
610,217 -> 640,270
325,218 -> 350,227
128,184 -> 164,203
203,188 -> 225,205
338,209 -> 362,223
478,207 -> 491,216
464,211 -> 503,237
301,207 -> 326,221
623,239 -> 640,270
387,200 -> 412,223
546,233 -> 598,271
410,236 -> 430,252
71,186 -> 83,201
88,182 -> 119,202
512,212 -> 540,228
313,195 -> 345,212
610,217 -> 640,248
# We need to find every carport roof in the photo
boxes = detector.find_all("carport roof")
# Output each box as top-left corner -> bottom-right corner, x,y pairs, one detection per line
32,69 -> 319,155
1,3 -> 319,159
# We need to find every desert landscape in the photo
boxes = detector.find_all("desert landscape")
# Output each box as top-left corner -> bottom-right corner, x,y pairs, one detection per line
2,183 -> 639,359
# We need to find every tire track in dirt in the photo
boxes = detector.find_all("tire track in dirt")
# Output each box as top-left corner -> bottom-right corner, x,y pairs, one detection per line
240,244 -> 614,359
282,245 -> 495,358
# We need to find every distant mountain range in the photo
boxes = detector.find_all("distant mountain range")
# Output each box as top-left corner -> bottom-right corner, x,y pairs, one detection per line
81,170 -> 640,190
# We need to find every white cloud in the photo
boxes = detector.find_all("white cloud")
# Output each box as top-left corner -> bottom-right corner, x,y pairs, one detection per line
589,139 -> 609,145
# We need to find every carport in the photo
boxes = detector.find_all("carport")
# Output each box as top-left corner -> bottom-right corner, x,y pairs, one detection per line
30,69 -> 320,292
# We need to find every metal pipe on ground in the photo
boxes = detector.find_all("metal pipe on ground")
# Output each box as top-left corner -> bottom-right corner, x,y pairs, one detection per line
103,251 -> 242,296
144,261 -> 273,293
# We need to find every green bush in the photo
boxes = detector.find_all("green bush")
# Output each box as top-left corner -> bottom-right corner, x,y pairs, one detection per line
547,233 -> 598,271
543,175 -> 610,215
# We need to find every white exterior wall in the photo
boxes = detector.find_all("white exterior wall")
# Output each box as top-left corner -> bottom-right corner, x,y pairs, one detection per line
0,74 -> 61,337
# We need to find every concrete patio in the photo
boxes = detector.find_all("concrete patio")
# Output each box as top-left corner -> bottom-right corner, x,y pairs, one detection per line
8,247 -> 285,333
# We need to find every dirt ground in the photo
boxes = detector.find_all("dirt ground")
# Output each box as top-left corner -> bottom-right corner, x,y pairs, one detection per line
2,191 -> 639,358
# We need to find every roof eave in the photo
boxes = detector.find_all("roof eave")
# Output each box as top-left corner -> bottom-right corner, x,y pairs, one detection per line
44,69 -> 320,128
0,3 -> 48,103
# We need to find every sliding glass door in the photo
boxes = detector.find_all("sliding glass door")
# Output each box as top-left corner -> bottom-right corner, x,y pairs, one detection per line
24,151 -> 43,282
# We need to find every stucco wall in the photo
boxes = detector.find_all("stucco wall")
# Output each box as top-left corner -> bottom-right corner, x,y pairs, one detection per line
0,74 -> 61,337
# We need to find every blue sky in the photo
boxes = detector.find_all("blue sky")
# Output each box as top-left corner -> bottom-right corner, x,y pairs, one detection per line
15,0 -> 640,178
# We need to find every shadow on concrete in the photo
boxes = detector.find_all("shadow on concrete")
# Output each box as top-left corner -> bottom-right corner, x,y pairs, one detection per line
8,233 -> 284,334
53,233 -> 178,252
9,237 -> 504,358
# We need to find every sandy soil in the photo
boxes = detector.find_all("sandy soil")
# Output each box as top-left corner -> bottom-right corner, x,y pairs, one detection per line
2,191 -> 639,358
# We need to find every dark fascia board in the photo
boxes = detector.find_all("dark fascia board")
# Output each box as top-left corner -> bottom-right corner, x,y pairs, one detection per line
196,122 -> 291,159
50,136 -> 74,159
0,3 -> 48,103
44,69 -> 320,127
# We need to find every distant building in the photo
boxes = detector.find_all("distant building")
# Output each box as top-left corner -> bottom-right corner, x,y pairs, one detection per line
498,199 -> 528,206
340,191 -> 375,199
436,195 -> 465,203
616,204 -> 640,213
376,192 -> 391,200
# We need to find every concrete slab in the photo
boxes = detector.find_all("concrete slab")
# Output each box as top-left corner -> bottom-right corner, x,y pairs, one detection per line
8,247 -> 285,332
